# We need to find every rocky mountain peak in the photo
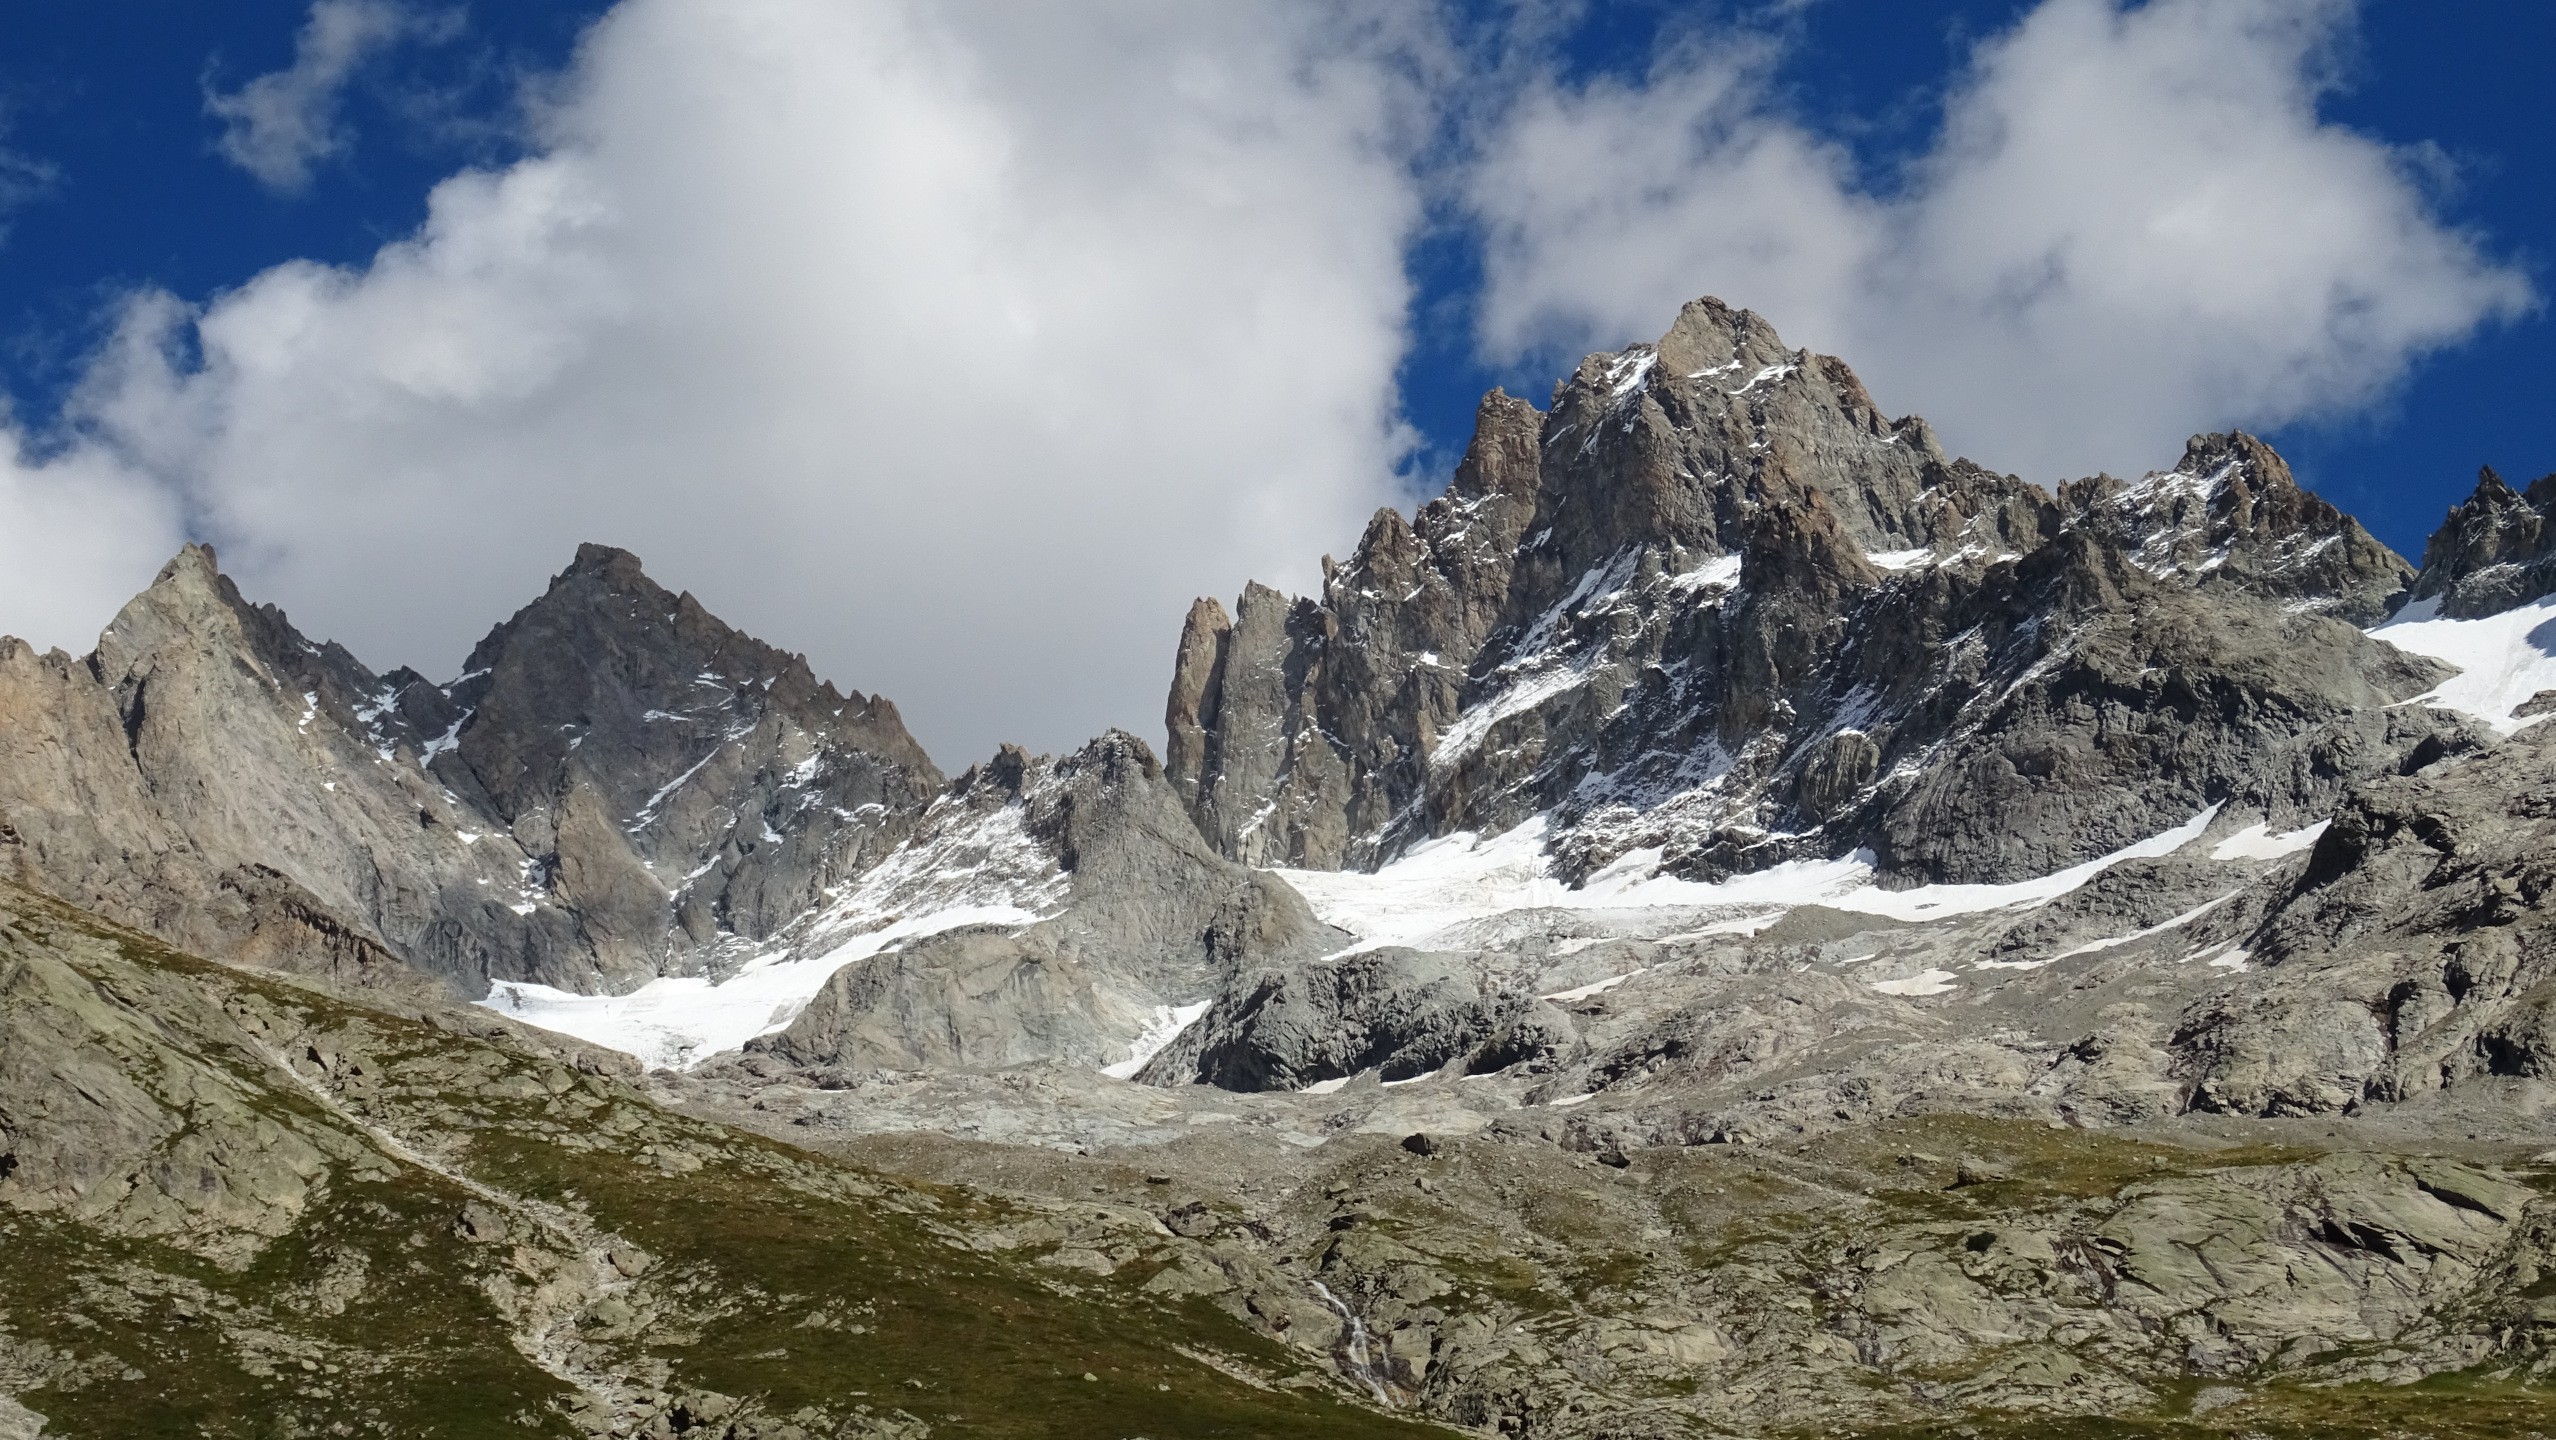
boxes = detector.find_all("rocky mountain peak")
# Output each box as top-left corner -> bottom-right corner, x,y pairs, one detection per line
1501,301 -> 1972,635
1163,597 -> 1232,817
1161,301 -> 2052,873
0,542 -> 572,994
412,544 -> 945,983
94,542 -> 245,677
2059,431 -> 2410,625
448,543 -> 934,817
1649,295 -> 1792,380
91,541 -> 410,762
1447,387 -> 1546,506
2406,462 -> 2556,618
566,538 -> 647,578
1167,300 -> 2461,893
960,740 -> 1038,799
156,538 -> 224,589
0,539 -> 950,1001
463,543 -> 803,705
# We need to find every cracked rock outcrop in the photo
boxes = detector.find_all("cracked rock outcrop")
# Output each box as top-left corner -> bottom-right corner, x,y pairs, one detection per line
0,543 -> 942,999
756,731 -> 1342,1073
1165,298 -> 2450,890
2406,464 -> 2556,618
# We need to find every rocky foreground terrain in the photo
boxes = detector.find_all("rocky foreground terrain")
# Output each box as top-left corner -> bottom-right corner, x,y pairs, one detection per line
11,299 -> 2556,1436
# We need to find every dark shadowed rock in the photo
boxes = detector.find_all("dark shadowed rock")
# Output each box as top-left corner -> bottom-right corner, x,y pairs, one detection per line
433,543 -> 941,986
1144,947 -> 1504,1091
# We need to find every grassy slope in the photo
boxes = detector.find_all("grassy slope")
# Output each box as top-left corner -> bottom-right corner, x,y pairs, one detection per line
0,885 -> 1447,1439
13,881 -> 2556,1438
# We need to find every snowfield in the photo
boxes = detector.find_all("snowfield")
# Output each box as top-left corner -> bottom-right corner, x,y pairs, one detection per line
480,905 -> 1042,1071
489,765 -> 2329,1073
477,785 -> 1072,1069
2372,594 -> 2556,733
1272,805 -> 2227,956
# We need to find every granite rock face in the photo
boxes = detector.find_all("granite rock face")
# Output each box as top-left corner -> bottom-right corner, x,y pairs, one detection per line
1167,387 -> 1547,869
2406,464 -> 2556,618
426,542 -> 942,987
757,730 -> 1342,1073
1165,298 -> 2442,889
2168,716 -> 2556,1115
0,543 -> 942,998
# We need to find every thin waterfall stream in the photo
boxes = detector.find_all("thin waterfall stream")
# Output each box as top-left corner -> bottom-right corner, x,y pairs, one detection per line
1309,1279 -> 1395,1406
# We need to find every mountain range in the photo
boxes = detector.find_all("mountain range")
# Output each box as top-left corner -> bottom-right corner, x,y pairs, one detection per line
9,299 -> 2556,1437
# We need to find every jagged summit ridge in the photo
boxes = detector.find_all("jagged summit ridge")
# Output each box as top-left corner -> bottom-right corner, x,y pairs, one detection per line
2406,463 -> 2556,618
1164,298 -> 2454,888
0,540 -> 945,1000
2061,431 -> 2411,625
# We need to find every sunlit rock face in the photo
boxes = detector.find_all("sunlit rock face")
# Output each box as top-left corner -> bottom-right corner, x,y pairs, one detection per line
0,540 -> 943,998
1165,296 -> 2442,891
2404,463 -> 2556,619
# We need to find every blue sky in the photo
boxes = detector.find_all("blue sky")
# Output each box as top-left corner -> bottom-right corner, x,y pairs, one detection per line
0,1 -> 2545,759
0,3 -> 600,397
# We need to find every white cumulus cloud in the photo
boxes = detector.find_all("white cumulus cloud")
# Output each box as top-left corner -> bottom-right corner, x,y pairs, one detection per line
103,0 -> 1434,764
0,432 -> 184,657
1467,0 -> 2534,483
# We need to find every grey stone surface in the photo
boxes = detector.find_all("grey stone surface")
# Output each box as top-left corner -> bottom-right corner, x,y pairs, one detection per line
1163,298 -> 2450,895
754,730 -> 1343,1072
2170,717 -> 2556,1115
0,543 -> 942,999
2406,464 -> 2556,618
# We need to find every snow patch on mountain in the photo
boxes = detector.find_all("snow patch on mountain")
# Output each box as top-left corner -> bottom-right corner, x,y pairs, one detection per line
479,904 -> 1043,1070
1275,804 -> 2224,956
2210,820 -> 2329,861
2371,594 -> 2556,733
801,787 -> 1069,946
1430,652 -> 1602,774
480,781 -> 1073,1069
1670,553 -> 1745,593
1103,1002 -> 1212,1079
2049,891 -> 2242,961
